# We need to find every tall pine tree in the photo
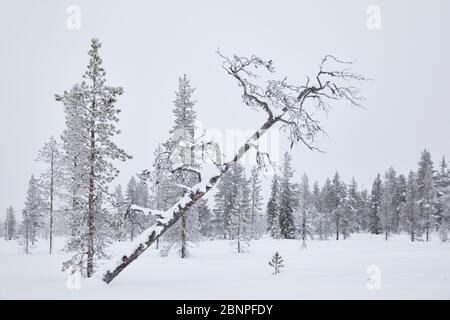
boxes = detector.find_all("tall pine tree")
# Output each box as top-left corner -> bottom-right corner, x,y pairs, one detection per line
56,39 -> 131,276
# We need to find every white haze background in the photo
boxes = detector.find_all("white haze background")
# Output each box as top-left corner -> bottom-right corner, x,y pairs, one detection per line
1,0 -> 450,219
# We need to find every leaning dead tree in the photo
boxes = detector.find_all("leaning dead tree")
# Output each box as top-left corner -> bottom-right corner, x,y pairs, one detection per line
102,51 -> 366,284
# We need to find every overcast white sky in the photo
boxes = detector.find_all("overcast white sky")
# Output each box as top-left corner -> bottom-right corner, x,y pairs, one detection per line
1,0 -> 450,220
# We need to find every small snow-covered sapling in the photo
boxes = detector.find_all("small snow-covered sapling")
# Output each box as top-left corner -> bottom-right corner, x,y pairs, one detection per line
269,252 -> 284,275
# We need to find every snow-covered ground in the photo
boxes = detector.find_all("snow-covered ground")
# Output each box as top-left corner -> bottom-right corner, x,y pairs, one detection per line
1,234 -> 449,299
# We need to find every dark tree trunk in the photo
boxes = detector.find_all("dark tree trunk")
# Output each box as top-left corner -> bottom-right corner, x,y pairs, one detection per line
181,214 -> 187,258
336,213 -> 340,240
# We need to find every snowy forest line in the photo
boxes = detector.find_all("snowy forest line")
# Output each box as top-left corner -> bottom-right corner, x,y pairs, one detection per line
2,39 -> 450,281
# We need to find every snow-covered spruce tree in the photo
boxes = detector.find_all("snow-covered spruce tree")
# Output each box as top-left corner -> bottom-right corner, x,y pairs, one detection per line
297,173 -> 313,247
125,176 -> 138,204
249,166 -> 264,239
435,157 -> 450,241
358,189 -> 371,232
18,210 -> 32,254
195,198 -> 213,238
148,145 -> 176,212
347,177 -> 363,234
268,252 -> 284,275
58,83 -> 89,242
110,185 -> 127,241
380,167 -> 397,240
213,163 -> 246,239
4,206 -> 17,240
312,181 -> 321,210
147,145 -> 175,250
56,39 -> 131,277
136,180 -> 150,207
403,171 -> 421,241
230,174 -> 252,253
212,170 -> 231,239
266,174 -> 281,238
103,52 -> 366,284
36,136 -> 63,254
18,176 -> 45,253
124,176 -> 149,241
329,172 -> 348,240
417,150 -> 437,241
153,74 -> 202,258
338,187 -> 353,240
298,206 -> 313,247
278,152 -> 297,239
316,178 -> 334,240
312,181 -> 330,240
393,174 -> 407,233
368,174 -> 383,235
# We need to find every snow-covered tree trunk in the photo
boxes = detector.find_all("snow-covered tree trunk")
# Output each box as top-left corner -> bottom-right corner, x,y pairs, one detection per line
103,117 -> 278,283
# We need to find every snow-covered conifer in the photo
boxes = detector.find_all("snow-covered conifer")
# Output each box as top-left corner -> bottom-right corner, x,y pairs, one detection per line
56,39 -> 131,277
195,198 -> 213,238
266,174 -> 281,238
403,171 -> 421,241
278,153 -> 297,239
435,157 -> 450,241
249,167 -> 264,239
124,176 -> 148,240
268,252 -> 284,275
329,172 -> 348,240
36,136 -> 63,254
111,185 -> 127,241
213,163 -> 246,239
18,176 -> 45,253
347,177 -> 364,233
297,173 -> 313,247
381,167 -> 397,240
4,206 -> 16,240
393,174 -> 407,233
155,74 -> 202,257
369,174 -> 383,235
311,181 -> 330,240
229,175 -> 252,253
417,150 -> 437,241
